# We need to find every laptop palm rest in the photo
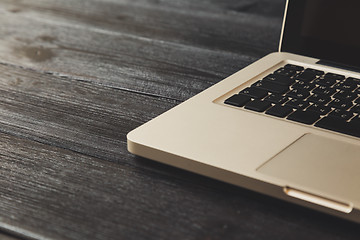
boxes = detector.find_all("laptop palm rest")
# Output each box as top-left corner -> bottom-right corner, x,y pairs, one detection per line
257,133 -> 360,213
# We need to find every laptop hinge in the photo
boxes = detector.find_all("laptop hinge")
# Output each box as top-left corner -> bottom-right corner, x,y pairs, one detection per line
317,60 -> 360,74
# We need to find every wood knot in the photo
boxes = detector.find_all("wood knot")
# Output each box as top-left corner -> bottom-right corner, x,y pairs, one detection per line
18,46 -> 55,62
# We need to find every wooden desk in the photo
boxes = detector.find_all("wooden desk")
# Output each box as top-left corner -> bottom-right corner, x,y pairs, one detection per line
0,0 -> 359,239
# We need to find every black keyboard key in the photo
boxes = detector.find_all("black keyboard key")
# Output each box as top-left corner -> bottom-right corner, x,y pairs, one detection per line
355,88 -> 360,96
328,109 -> 354,121
266,105 -> 293,118
264,94 -> 289,104
306,68 -> 325,76
353,89 -> 360,96
333,90 -> 358,101
274,67 -> 297,77
328,98 -> 353,110
312,86 -> 336,96
350,115 -> 360,125
284,64 -> 304,72
296,71 -> 318,82
346,77 -> 360,85
342,83 -> 358,91
287,110 -> 321,125
245,100 -> 272,112
307,103 -> 332,115
313,77 -> 337,87
323,73 -> 345,81
315,116 -> 360,138
252,80 -> 289,94
307,93 -> 331,105
224,94 -> 251,107
263,74 -> 294,86
239,87 -> 268,99
292,81 -> 316,91
351,103 -> 360,114
285,99 -> 310,109
333,82 -> 357,92
286,89 -> 310,99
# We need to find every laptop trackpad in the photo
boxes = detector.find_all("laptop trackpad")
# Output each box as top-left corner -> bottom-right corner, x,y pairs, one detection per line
257,134 -> 360,208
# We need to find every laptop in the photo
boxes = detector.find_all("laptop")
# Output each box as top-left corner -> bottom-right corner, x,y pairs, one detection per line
128,0 -> 360,223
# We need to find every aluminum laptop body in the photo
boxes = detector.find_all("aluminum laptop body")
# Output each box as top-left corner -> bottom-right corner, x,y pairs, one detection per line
128,0 -> 360,223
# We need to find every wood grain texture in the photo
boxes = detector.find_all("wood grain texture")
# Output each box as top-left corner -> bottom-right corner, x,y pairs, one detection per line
0,61 -> 356,240
0,0 -> 283,101
0,131 -> 360,240
0,232 -> 21,240
0,0 -> 358,240
0,63 -> 177,164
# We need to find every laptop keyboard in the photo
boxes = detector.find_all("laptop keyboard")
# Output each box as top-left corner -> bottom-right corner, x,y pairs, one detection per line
224,64 -> 360,138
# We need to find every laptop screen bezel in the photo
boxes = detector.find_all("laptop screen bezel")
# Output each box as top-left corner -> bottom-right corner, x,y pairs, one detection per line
279,0 -> 360,68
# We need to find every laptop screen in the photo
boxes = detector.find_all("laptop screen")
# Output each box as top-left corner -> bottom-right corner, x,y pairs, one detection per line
281,0 -> 360,68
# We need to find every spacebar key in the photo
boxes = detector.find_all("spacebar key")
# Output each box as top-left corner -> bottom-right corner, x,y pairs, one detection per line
287,110 -> 320,125
315,116 -> 360,138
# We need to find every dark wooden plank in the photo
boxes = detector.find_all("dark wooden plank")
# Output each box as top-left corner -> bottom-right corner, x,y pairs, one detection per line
0,1 -> 358,240
2,0 -> 284,53
0,232 -> 21,240
0,130 -> 359,240
0,63 -> 177,163
0,0 -> 284,101
0,64 -> 357,240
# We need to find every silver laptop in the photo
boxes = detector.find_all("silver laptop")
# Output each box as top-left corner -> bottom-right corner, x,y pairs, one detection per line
128,0 -> 360,223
